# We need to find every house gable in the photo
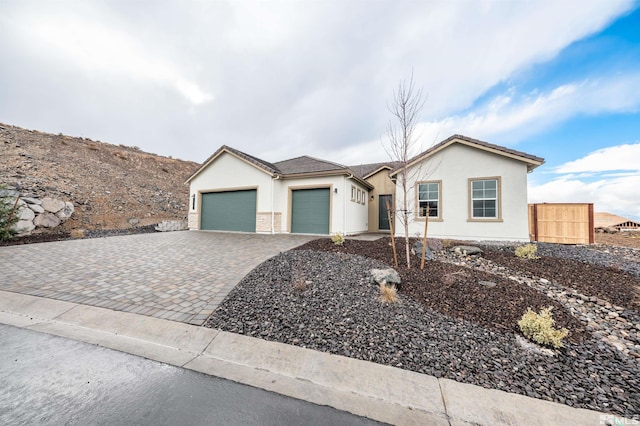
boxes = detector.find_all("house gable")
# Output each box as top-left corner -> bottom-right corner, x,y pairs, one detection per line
185,145 -> 279,184
390,135 -> 544,177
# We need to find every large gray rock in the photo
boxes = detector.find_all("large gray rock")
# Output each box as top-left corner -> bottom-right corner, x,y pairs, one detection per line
28,203 -> 45,213
370,268 -> 401,287
451,245 -> 483,256
411,241 -> 434,261
56,201 -> 75,220
154,220 -> 188,232
17,206 -> 35,221
34,212 -> 61,228
14,220 -> 35,234
41,197 -> 66,213
21,196 -> 41,205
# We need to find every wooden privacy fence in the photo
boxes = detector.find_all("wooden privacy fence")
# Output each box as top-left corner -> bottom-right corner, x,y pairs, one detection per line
529,203 -> 594,245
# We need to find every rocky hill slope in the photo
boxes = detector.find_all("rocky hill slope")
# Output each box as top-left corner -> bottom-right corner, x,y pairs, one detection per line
1,123 -> 199,232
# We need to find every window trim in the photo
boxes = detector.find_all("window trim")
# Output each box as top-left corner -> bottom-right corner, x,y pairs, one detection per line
467,176 -> 503,222
356,188 -> 362,204
415,180 -> 443,221
351,185 -> 356,202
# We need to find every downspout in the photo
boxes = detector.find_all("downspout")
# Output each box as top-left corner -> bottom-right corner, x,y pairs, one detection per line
344,173 -> 353,235
271,175 -> 280,234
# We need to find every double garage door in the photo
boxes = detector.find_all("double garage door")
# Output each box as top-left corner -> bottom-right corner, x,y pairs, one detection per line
200,188 -> 330,234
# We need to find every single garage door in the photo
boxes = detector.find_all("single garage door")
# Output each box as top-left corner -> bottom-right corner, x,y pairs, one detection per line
201,190 -> 256,232
291,188 -> 330,234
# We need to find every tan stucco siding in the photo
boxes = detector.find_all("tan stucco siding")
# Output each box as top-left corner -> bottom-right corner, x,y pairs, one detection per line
365,169 -> 396,232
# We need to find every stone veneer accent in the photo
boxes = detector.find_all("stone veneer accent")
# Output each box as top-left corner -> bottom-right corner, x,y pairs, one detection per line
257,212 -> 281,233
188,212 -> 199,230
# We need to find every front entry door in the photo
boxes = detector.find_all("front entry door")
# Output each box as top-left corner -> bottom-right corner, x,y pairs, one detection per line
379,194 -> 392,231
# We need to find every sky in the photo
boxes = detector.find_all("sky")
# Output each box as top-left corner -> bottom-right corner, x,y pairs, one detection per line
1,0 -> 639,220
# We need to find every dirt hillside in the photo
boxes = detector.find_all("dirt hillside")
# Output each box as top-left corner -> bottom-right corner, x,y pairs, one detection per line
1,123 -> 199,232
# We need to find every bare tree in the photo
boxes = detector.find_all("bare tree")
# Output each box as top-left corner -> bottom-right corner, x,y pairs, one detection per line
385,73 -> 425,268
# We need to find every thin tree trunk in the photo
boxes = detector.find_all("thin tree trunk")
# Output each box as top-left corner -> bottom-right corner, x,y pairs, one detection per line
420,205 -> 429,270
386,199 -> 398,268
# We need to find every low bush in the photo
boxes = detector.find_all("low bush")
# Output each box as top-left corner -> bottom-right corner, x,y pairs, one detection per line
0,186 -> 19,241
331,232 -> 345,246
378,283 -> 397,304
515,243 -> 539,259
518,306 -> 568,349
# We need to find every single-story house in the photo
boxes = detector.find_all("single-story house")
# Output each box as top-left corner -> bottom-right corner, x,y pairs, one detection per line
186,135 -> 544,240
389,135 -> 544,241
185,146 -> 372,235
594,212 -> 640,231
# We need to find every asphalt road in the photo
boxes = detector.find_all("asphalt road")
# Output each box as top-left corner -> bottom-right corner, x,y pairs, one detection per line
0,324 -> 385,426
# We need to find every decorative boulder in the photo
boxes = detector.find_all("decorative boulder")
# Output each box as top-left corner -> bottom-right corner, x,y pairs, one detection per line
14,220 -> 35,234
41,197 -> 66,213
21,196 -> 41,205
370,268 -> 401,287
451,245 -> 483,256
34,212 -> 61,228
56,202 -> 75,220
411,241 -> 434,261
18,206 -> 35,221
28,203 -> 45,213
154,220 -> 188,232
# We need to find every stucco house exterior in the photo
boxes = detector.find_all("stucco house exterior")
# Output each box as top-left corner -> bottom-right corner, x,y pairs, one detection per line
185,146 -> 372,235
389,135 -> 544,241
186,135 -> 543,240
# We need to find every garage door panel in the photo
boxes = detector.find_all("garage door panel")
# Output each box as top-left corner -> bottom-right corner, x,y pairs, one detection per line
291,188 -> 330,234
201,190 -> 256,232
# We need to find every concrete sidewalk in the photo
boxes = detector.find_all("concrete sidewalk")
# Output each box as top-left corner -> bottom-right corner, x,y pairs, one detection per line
0,290 -> 628,426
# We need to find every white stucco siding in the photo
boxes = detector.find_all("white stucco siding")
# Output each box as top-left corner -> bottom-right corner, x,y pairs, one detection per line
345,179 -> 369,234
396,143 -> 531,241
188,152 -> 273,230
275,175 -> 368,235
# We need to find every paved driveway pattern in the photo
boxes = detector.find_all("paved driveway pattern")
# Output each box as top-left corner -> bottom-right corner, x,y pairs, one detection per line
0,232 -> 314,325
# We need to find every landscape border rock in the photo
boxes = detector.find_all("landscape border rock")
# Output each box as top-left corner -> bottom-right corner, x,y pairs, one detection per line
8,192 -> 74,236
154,220 -> 188,232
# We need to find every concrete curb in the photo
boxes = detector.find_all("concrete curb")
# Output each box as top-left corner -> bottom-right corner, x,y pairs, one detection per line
0,290 -> 631,426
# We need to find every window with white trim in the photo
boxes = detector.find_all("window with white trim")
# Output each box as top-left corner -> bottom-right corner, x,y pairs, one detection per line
418,182 -> 440,218
351,185 -> 356,202
471,179 -> 498,218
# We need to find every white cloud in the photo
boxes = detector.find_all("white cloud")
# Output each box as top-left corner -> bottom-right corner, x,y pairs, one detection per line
555,143 -> 640,173
530,142 -> 640,221
23,9 -> 213,105
416,75 -> 640,147
529,174 -> 640,220
0,0 -> 635,161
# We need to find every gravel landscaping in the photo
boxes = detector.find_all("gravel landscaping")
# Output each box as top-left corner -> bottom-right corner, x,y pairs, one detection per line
206,238 -> 640,419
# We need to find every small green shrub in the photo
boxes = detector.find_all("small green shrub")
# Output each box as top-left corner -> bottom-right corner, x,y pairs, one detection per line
518,307 -> 568,349
0,186 -> 19,241
331,232 -> 345,246
515,243 -> 539,259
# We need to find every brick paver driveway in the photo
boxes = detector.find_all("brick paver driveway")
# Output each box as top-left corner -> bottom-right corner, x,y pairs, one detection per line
0,232 -> 314,325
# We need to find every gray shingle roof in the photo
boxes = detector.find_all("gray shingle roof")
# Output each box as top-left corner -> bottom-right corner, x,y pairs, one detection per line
273,155 -> 347,174
349,161 -> 403,179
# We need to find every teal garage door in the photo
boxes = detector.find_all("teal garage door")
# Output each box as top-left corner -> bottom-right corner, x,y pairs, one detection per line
291,188 -> 330,234
201,190 -> 256,232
